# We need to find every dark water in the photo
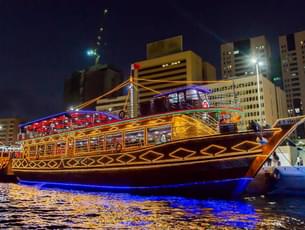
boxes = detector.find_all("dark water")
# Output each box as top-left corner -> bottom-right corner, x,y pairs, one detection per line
0,183 -> 304,229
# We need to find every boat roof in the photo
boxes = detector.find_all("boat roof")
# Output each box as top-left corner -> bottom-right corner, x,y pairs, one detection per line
20,110 -> 120,128
153,85 -> 212,98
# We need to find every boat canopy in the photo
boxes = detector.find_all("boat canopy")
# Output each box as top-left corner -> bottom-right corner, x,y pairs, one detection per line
140,85 -> 212,116
153,85 -> 212,98
19,110 -> 120,139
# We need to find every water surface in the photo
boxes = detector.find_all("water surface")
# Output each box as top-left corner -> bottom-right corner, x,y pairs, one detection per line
0,183 -> 304,229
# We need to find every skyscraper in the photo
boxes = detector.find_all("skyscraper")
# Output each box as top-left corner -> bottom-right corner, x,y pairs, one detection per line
0,118 -> 21,145
221,35 -> 271,80
207,75 -> 287,130
279,30 -> 305,117
279,30 -> 305,137
134,36 -> 217,104
64,64 -> 123,109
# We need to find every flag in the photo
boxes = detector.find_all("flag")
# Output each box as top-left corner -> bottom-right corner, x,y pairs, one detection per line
131,63 -> 141,70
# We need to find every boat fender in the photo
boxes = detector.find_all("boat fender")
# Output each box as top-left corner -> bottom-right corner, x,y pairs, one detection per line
116,143 -> 122,152
119,111 -> 126,119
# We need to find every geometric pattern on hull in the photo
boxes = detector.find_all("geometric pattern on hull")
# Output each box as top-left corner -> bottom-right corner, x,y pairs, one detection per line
12,139 -> 261,171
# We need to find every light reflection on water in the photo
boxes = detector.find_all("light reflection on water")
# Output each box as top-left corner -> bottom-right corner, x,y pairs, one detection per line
0,183 -> 304,229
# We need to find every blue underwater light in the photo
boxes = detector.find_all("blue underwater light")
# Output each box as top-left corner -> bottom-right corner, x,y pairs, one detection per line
19,177 -> 252,192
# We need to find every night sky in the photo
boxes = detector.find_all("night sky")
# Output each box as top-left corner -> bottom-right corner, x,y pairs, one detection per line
1,0 -> 305,121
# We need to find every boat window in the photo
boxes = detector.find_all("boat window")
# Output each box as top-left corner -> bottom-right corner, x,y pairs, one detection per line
75,138 -> 89,153
186,89 -> 199,100
37,144 -> 45,157
106,133 -> 122,151
168,93 -> 178,104
179,92 -> 185,103
29,145 -> 37,157
23,146 -> 29,156
199,92 -> 208,101
46,143 -> 55,156
147,125 -> 172,145
125,130 -> 144,148
56,141 -> 66,155
89,136 -> 104,152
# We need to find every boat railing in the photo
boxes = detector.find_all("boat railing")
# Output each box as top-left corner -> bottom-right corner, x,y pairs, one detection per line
273,115 -> 305,128
190,112 -> 219,132
171,114 -> 218,141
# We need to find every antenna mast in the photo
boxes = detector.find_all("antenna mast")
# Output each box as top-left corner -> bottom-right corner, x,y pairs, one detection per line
86,8 -> 109,64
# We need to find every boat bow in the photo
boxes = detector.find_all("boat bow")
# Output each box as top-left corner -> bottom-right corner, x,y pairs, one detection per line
246,115 -> 305,177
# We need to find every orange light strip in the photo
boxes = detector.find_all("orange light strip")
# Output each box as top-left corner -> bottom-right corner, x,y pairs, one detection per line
132,81 -> 161,94
135,78 -> 232,84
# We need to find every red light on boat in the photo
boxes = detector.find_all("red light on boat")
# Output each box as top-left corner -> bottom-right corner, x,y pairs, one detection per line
202,100 -> 209,108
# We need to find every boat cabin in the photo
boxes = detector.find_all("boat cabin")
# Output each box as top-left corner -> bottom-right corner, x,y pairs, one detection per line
140,85 -> 211,116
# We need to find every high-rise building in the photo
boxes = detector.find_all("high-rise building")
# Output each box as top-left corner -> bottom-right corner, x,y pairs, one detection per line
64,64 -> 123,109
96,95 -> 129,116
0,118 -> 21,145
207,75 -> 287,130
134,35 -> 217,104
279,30 -> 305,137
279,31 -> 305,117
270,57 -> 283,88
221,35 -> 271,80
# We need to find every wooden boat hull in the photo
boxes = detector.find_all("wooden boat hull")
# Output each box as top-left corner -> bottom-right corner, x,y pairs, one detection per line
0,169 -> 17,183
0,158 -> 17,183
12,116 -> 305,197
12,131 -> 264,197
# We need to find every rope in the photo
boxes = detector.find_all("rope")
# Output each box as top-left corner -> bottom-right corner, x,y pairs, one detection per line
72,75 -> 235,112
132,81 -> 160,94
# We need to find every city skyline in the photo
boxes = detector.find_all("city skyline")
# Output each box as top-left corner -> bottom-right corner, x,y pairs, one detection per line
1,0 -> 305,120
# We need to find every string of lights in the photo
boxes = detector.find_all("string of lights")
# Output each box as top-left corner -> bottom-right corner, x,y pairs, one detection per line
132,81 -> 161,94
134,78 -> 232,84
74,76 -> 237,110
